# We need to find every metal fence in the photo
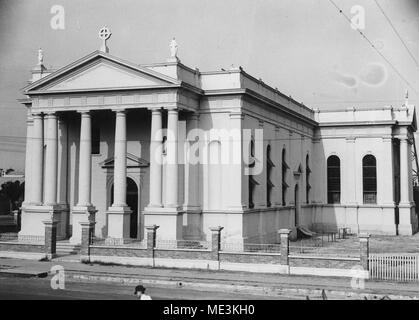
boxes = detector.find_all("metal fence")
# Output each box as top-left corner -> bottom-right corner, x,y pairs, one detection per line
221,242 -> 282,253
155,239 -> 210,250
0,233 -> 44,244
369,253 -> 419,282
91,237 -> 147,248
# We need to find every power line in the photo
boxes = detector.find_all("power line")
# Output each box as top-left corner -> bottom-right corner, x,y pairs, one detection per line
327,0 -> 419,96
373,0 -> 419,69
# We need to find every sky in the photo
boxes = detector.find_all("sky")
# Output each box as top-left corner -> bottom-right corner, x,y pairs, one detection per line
0,0 -> 419,170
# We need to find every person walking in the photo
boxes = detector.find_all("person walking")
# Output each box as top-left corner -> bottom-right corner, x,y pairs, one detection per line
134,285 -> 152,300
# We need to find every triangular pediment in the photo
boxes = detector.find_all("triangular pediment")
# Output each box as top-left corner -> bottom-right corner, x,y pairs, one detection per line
101,153 -> 149,168
24,51 -> 179,93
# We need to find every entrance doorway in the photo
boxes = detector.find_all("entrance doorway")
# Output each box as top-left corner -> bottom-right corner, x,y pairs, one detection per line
110,177 -> 139,238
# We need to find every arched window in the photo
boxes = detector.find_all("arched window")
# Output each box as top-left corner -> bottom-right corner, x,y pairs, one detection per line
306,154 -> 311,204
363,154 -> 377,204
327,155 -> 340,204
282,148 -> 289,206
266,145 -> 275,207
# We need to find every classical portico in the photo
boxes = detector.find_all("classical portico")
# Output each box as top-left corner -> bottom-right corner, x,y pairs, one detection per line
19,30 -> 198,244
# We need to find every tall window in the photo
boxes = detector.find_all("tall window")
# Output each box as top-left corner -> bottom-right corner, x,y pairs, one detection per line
266,145 -> 275,207
363,154 -> 377,204
91,122 -> 100,155
306,154 -> 311,204
248,138 -> 258,209
282,148 -> 289,206
327,155 -> 341,204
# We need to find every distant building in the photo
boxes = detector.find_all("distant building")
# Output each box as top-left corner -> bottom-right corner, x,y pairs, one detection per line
18,31 -> 418,245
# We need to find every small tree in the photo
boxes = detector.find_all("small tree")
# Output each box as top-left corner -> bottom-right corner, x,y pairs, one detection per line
0,181 -> 24,211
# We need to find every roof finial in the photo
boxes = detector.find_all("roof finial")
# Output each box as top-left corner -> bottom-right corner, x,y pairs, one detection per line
38,48 -> 44,66
168,37 -> 180,62
405,89 -> 409,106
98,26 -> 112,53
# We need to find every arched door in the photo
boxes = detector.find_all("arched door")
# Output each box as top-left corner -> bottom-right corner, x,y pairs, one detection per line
110,177 -> 139,238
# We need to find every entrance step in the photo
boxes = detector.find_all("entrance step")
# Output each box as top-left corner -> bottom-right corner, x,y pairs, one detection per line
56,242 -> 81,255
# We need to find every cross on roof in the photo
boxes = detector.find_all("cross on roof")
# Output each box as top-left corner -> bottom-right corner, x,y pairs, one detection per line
98,26 -> 112,53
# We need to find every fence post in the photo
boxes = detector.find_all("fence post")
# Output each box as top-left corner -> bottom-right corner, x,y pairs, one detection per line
278,229 -> 291,266
43,220 -> 58,260
80,221 -> 95,262
209,226 -> 223,261
359,233 -> 370,271
145,225 -> 159,266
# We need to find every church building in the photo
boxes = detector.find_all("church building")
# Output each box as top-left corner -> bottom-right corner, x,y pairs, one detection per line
18,28 -> 418,245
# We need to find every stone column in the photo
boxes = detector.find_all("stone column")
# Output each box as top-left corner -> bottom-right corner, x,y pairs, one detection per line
210,226 -> 223,261
184,113 -> 200,211
381,137 -> 396,234
23,111 -> 33,205
31,112 -> 44,205
44,112 -> 58,206
113,109 -> 128,207
165,108 -> 179,208
57,116 -> 69,239
399,136 -> 414,235
43,220 -> 58,259
228,112 -> 245,211
400,137 -> 411,205
70,111 -> 96,244
107,109 -> 131,240
278,229 -> 290,266
148,108 -> 163,208
78,111 -> 93,207
359,233 -> 370,271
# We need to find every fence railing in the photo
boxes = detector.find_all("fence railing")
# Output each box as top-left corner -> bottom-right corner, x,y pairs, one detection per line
0,233 -> 44,244
369,253 -> 419,282
0,233 -> 18,242
155,239 -> 210,250
91,237 -> 147,248
221,242 -> 281,253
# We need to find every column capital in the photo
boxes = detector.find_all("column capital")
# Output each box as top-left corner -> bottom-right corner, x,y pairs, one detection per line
148,107 -> 162,113
112,108 -> 127,114
77,109 -> 91,115
44,111 -> 57,117
31,112 -> 43,119
166,107 -> 179,114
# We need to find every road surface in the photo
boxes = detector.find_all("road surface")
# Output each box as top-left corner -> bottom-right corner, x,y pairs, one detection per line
0,274 -> 299,300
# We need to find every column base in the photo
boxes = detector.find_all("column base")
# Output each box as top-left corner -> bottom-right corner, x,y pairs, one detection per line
143,207 -> 184,240
398,204 -> 417,235
107,206 -> 132,239
19,204 -> 61,241
69,206 -> 96,244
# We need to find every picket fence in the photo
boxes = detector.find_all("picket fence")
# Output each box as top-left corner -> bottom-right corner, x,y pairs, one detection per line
369,253 -> 419,282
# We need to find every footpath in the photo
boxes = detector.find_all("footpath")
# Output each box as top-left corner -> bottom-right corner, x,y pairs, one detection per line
0,256 -> 418,300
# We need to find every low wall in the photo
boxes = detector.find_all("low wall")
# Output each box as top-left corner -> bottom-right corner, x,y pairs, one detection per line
0,241 -> 46,260
311,204 -> 398,235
